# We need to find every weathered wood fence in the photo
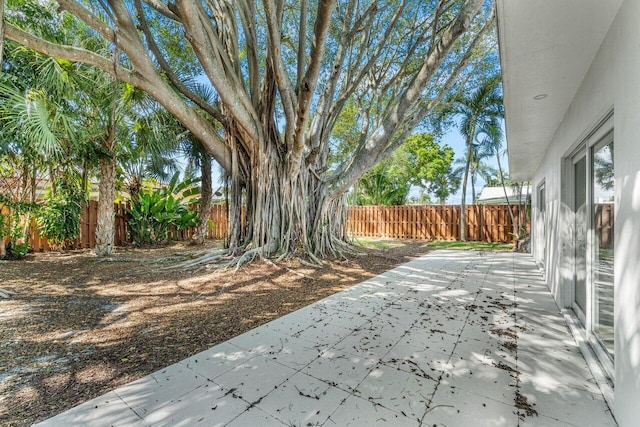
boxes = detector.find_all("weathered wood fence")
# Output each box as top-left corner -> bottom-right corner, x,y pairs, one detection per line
348,205 -> 528,242
1,202 -> 529,252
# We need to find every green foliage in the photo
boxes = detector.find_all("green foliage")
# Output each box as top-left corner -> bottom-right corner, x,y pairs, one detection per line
0,195 -> 36,260
357,163 -> 410,206
0,209 -> 29,260
329,100 -> 361,168
354,133 -> 458,205
36,180 -> 84,249
7,241 -> 31,259
127,173 -> 201,245
401,134 -> 458,203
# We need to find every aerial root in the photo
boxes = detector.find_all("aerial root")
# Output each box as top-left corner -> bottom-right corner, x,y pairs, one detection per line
154,238 -> 363,273
296,256 -> 322,268
158,248 -> 230,271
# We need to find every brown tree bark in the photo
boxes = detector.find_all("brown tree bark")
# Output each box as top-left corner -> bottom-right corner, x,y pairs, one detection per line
191,153 -> 212,245
95,157 -> 116,256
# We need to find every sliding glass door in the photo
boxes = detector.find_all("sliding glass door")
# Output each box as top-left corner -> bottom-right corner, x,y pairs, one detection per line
592,139 -> 614,361
568,125 -> 614,377
573,154 -> 587,318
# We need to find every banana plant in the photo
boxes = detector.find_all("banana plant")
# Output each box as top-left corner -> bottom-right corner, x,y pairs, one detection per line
127,172 -> 200,245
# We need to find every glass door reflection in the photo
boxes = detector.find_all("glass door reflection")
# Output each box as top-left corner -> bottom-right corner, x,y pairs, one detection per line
574,156 -> 587,316
592,141 -> 614,360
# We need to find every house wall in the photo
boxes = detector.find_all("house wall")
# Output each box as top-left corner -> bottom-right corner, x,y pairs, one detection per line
530,0 -> 640,424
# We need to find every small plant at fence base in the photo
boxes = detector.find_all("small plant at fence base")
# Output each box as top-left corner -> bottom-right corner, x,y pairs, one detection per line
36,180 -> 84,251
127,173 -> 201,245
0,196 -> 35,260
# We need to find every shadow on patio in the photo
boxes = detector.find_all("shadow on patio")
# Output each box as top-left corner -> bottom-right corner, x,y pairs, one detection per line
36,250 -> 616,427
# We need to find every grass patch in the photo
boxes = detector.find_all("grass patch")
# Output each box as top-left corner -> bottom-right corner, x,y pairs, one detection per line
424,240 -> 513,251
353,237 -> 414,249
352,237 -> 513,252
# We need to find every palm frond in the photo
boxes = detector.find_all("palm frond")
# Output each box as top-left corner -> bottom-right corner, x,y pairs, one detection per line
0,83 -> 63,158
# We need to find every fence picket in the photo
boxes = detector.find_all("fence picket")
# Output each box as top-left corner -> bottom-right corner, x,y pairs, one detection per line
344,204 -> 525,243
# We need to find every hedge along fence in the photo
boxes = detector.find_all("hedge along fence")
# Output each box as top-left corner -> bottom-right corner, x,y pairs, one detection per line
347,205 -> 530,243
16,201 -> 231,252
26,201 -> 131,252
2,202 -> 530,252
1,204 -> 10,248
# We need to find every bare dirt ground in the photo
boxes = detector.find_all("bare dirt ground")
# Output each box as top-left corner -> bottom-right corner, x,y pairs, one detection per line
0,239 -> 431,426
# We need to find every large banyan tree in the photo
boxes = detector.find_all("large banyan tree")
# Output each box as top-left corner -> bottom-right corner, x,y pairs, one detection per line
2,0 -> 495,260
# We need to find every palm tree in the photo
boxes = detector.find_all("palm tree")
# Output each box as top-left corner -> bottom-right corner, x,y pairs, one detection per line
0,47 -> 85,250
177,133 -> 214,245
469,151 -> 499,204
170,84 -> 220,245
441,76 -> 502,240
357,163 -> 410,206
476,118 -> 517,235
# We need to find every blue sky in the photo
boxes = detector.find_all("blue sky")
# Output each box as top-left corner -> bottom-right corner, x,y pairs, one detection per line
422,127 -> 507,205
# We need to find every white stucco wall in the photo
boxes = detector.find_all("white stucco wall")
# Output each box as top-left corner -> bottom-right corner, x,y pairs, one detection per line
530,1 -> 640,424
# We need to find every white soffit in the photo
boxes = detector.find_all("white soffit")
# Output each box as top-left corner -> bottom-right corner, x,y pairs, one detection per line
496,0 -> 623,180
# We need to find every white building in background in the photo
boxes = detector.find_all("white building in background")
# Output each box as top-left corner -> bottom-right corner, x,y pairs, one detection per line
476,185 -> 531,205
496,0 -> 640,425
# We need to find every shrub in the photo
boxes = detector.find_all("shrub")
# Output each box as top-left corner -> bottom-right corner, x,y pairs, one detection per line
0,197 -> 34,260
6,241 -> 30,260
36,180 -> 84,250
128,173 -> 200,245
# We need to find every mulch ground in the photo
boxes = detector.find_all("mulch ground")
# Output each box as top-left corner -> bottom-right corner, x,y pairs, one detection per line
0,239 -> 431,426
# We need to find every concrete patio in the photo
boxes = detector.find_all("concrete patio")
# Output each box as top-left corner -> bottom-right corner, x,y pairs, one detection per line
35,250 -> 616,426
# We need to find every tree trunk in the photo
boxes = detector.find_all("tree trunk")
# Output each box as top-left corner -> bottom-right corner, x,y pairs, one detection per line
471,168 -> 477,205
496,152 -> 517,237
460,137 -> 474,242
81,158 -> 89,199
95,157 -> 116,256
191,153 -> 213,245
223,129 -> 349,263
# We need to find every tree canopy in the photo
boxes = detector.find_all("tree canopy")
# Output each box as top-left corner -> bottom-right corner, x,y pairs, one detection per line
355,133 -> 457,205
2,0 -> 498,260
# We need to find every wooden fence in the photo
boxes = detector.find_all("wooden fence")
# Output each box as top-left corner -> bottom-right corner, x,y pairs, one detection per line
348,205 -> 528,243
173,204 -> 230,241
28,201 -> 131,252
1,202 -> 529,252
35,202 -> 231,250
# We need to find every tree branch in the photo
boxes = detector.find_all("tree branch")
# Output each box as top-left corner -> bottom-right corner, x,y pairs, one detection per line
134,0 -> 226,126
296,0 -> 307,89
328,0 -> 485,196
328,1 -> 407,130
141,0 -> 179,21
290,0 -> 336,164
176,0 -> 260,144
4,23 -> 135,82
4,22 -> 232,174
263,0 -> 296,145
56,0 -> 116,43
236,0 -> 260,106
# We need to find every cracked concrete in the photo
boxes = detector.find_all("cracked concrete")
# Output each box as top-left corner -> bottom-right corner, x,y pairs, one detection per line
35,250 -> 617,426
